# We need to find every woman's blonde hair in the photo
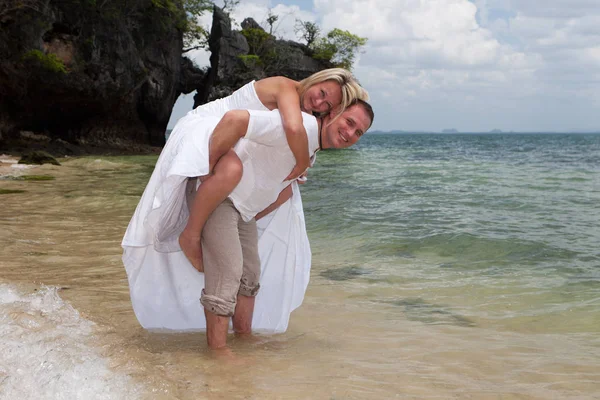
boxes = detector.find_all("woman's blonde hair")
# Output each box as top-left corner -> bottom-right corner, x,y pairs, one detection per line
297,68 -> 369,120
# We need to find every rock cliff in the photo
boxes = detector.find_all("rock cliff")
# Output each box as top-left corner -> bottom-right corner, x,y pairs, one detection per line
0,0 -> 191,150
196,7 -> 332,107
0,3 -> 330,152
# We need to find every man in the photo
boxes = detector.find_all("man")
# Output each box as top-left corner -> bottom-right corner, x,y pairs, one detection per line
196,100 -> 374,349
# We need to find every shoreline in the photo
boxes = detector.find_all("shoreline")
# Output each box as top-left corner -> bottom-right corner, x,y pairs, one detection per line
0,136 -> 162,159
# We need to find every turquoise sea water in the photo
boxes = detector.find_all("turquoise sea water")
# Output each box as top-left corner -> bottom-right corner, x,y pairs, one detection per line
2,133 -> 599,398
304,133 -> 600,335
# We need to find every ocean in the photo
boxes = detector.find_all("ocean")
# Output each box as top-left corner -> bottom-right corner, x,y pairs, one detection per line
1,133 -> 599,399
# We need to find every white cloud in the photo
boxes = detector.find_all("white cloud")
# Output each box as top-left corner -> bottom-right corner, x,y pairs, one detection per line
315,0 -> 599,131
511,0 -> 600,19
231,2 -> 316,41
506,9 -> 600,107
586,46 -> 600,64
315,0 -> 509,68
170,0 -> 600,132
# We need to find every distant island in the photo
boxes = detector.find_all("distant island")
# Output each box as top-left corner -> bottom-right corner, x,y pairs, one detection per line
367,129 -> 600,135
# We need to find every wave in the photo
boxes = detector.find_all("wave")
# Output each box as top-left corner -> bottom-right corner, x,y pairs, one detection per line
0,284 -> 142,400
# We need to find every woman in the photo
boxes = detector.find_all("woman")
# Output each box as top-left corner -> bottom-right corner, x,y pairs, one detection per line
179,69 -> 367,272
121,68 -> 368,332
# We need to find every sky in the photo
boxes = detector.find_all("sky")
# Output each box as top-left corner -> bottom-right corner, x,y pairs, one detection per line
168,0 -> 600,132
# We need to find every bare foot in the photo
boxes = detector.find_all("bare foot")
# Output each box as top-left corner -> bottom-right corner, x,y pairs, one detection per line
232,332 -> 264,346
178,232 -> 204,272
208,347 -> 247,366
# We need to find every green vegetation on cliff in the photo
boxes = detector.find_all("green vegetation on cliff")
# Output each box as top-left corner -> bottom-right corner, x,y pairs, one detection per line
238,54 -> 262,68
295,21 -> 367,70
180,0 -> 213,52
241,28 -> 271,56
237,21 -> 367,76
238,27 -> 287,74
312,28 -> 368,70
22,50 -> 67,74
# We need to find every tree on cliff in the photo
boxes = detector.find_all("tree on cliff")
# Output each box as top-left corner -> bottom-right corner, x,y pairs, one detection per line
221,0 -> 240,15
295,22 -> 367,70
313,28 -> 367,70
266,10 -> 278,35
180,0 -> 244,53
294,20 -> 320,47
177,0 -> 212,52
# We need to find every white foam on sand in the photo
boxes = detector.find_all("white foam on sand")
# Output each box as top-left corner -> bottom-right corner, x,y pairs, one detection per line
0,154 -> 17,162
11,164 -> 31,169
0,155 -> 31,178
0,284 -> 143,400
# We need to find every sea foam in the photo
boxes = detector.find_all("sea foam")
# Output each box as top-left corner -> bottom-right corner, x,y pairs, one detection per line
0,284 -> 142,400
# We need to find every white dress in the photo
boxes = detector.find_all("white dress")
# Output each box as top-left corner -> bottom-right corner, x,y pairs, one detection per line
121,82 -> 312,332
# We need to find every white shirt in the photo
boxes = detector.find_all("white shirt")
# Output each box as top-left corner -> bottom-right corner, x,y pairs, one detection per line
230,109 -> 320,221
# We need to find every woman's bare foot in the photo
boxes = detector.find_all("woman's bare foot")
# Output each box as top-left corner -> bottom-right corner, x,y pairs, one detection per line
178,232 -> 203,272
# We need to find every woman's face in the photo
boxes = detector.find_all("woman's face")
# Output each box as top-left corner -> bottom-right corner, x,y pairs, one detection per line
303,80 -> 343,113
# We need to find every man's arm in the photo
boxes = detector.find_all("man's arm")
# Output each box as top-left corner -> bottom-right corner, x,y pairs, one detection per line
208,110 -> 250,172
255,184 -> 293,221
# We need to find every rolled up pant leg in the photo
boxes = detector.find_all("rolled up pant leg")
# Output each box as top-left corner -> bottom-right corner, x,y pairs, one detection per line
200,199 -> 244,317
238,217 -> 260,297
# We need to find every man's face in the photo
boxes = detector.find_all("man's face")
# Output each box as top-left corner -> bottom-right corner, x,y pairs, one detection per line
322,104 -> 371,149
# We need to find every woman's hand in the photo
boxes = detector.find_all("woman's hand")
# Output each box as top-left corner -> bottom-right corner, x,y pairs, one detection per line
285,160 -> 310,181
296,170 -> 308,184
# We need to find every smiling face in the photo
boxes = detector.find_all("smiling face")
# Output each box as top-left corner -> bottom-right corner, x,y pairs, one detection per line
321,104 -> 372,149
302,80 -> 343,114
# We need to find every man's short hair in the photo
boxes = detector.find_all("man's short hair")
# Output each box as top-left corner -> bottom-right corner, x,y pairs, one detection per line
351,99 -> 374,129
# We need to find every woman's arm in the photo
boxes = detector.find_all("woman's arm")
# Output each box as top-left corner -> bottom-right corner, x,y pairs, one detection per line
255,77 -> 310,181
255,184 -> 294,221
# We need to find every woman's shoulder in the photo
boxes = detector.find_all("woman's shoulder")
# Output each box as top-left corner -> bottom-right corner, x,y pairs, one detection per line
254,77 -> 299,109
255,76 -> 298,93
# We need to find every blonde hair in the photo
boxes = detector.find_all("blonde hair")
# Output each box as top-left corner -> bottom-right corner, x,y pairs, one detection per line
297,68 -> 369,120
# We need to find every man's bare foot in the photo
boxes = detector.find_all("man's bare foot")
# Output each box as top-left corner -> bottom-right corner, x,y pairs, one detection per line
178,232 -> 203,272
232,332 -> 264,346
208,347 -> 247,366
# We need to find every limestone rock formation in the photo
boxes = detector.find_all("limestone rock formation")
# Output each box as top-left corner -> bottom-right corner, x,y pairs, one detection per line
0,1 -> 188,149
194,7 -> 333,107
0,3 -> 330,152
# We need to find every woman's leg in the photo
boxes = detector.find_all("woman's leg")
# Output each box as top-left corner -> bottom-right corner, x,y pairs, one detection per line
179,150 -> 243,272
